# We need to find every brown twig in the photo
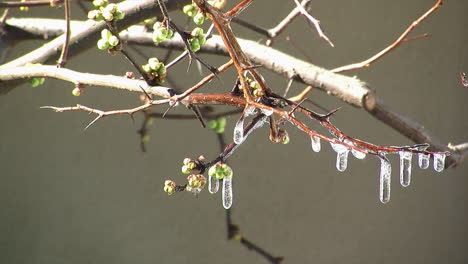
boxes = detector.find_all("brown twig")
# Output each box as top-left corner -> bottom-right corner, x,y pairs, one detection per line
0,0 -> 62,8
293,0 -> 334,47
56,0 -> 70,67
331,0 -> 443,73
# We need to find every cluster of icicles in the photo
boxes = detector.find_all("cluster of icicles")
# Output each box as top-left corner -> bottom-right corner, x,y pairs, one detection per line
211,106 -> 446,208
324,137 -> 445,203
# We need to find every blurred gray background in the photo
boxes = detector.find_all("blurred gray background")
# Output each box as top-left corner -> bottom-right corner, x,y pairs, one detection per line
1,0 -> 467,263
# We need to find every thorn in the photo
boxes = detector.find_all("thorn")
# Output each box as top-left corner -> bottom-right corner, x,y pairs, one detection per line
322,107 -> 341,120
190,105 -> 206,128
84,115 -> 102,130
162,101 -> 178,118
139,85 -> 152,101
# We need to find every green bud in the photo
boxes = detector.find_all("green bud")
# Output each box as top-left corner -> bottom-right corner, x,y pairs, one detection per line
97,38 -> 110,50
191,27 -> 203,37
154,28 -> 168,43
19,6 -> 29,12
217,117 -> 226,128
114,11 -> 125,20
101,29 -> 112,40
166,29 -> 174,39
142,64 -> 151,73
189,38 -> 200,52
28,77 -> 45,87
208,164 -> 218,177
207,120 -> 218,129
282,133 -> 290,144
198,34 -> 207,45
103,3 -> 117,13
193,13 -> 205,25
157,64 -> 167,77
181,165 -> 191,175
164,180 -> 176,195
108,35 -> 119,47
141,135 -> 150,143
183,158 -> 192,165
87,10 -> 101,20
72,87 -> 82,96
163,185 -> 175,195
182,4 -> 196,17
148,58 -> 160,70
102,11 -> 114,22
92,0 -> 108,8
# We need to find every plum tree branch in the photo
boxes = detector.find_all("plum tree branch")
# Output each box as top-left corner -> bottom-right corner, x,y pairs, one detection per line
1,18 -> 465,167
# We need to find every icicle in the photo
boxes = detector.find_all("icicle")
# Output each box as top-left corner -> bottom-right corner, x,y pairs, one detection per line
379,157 -> 391,204
310,136 -> 321,152
222,176 -> 233,209
418,153 -> 430,169
330,141 -> 349,172
433,153 -> 446,172
208,174 -> 219,194
233,117 -> 244,144
336,150 -> 349,172
399,151 -> 412,187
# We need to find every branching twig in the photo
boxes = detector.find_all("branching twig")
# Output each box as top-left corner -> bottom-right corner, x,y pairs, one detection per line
293,0 -> 334,47
331,0 -> 443,73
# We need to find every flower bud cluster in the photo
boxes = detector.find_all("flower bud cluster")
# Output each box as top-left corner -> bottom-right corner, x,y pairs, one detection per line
97,29 -> 120,51
207,117 -> 227,134
142,58 -> 167,82
163,180 -> 176,195
152,22 -> 175,43
246,77 -> 264,98
87,0 -> 124,22
181,158 -> 198,175
187,174 -> 207,189
208,162 -> 233,180
189,28 -> 207,52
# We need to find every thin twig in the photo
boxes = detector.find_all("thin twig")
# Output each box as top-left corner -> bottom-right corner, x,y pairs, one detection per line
293,0 -> 334,47
331,0 -> 443,73
56,0 -> 70,67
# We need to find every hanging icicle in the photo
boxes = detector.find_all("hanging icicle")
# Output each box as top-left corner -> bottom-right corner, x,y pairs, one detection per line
379,156 -> 391,204
433,153 -> 446,172
399,151 -> 412,187
208,174 -> 219,194
310,136 -> 321,152
418,153 -> 430,169
222,175 -> 233,209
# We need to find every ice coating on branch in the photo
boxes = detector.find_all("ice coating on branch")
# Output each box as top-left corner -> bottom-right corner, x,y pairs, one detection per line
399,151 -> 412,187
336,150 -> 349,172
330,141 -> 347,153
310,136 -> 321,152
208,174 -> 219,194
433,153 -> 446,172
222,176 -> 233,209
233,118 -> 245,144
260,108 -> 273,116
379,157 -> 391,204
418,153 -> 430,169
233,106 -> 257,145
344,139 -> 366,159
